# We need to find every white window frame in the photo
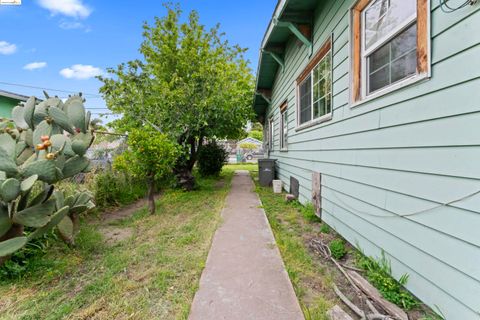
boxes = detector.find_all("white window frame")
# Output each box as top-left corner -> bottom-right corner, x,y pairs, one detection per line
280,106 -> 288,151
295,47 -> 333,130
361,1 -> 418,98
268,116 -> 274,151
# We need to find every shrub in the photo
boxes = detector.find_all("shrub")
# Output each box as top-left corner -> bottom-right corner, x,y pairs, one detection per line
197,141 -> 228,177
329,239 -> 346,259
93,170 -> 147,210
248,130 -> 263,141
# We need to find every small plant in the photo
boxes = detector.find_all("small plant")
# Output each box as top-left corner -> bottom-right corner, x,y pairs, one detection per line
329,239 -> 346,259
356,251 -> 418,310
114,127 -> 179,214
197,141 -> 228,177
320,223 -> 330,234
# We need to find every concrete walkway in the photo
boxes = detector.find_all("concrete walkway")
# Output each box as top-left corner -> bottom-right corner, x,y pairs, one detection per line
189,171 -> 304,320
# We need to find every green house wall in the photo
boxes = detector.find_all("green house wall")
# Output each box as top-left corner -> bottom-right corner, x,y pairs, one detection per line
262,1 -> 480,319
0,96 -> 20,118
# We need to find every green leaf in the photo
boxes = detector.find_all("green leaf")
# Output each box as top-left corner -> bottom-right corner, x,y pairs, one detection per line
65,100 -> 86,133
23,97 -> 36,128
57,216 -> 74,243
0,133 -> 16,159
49,107 -> 74,134
0,205 -> 11,238
71,139 -> 88,156
50,134 -> 74,156
33,120 -> 53,146
0,148 -> 18,176
12,106 -> 29,129
53,190 -> 64,210
1,178 -> 21,202
22,159 -> 58,184
62,156 -> 89,178
20,174 -> 38,193
13,199 -> 56,228
69,205 -> 88,215
28,206 -> 69,240
0,237 -> 28,257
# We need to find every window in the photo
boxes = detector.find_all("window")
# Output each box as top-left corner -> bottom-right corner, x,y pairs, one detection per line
352,0 -> 429,101
268,117 -> 274,150
296,39 -> 332,127
280,103 -> 288,150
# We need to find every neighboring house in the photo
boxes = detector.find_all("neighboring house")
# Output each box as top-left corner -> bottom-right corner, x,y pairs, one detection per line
253,1 -> 480,319
237,137 -> 263,150
0,90 -> 29,118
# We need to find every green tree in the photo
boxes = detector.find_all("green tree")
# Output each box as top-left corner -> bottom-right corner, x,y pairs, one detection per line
99,4 -> 254,190
248,130 -> 263,141
114,128 -> 179,214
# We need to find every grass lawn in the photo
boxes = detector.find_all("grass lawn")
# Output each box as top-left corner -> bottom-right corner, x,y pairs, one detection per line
0,169 -> 236,320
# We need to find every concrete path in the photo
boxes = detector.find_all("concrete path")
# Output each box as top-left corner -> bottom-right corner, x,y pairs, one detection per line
189,171 -> 304,320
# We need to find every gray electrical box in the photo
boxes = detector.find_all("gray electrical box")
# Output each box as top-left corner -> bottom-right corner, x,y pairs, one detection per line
258,159 -> 276,187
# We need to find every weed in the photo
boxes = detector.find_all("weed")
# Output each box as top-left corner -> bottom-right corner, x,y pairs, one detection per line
320,223 -> 331,234
356,251 -> 418,310
329,239 -> 346,259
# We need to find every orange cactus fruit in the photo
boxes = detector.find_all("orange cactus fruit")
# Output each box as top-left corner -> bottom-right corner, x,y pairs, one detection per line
40,135 -> 50,142
46,153 -> 55,160
36,144 -> 45,150
43,140 -> 52,147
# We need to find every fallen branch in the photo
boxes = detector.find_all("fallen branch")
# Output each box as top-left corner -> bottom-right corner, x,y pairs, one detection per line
327,305 -> 355,320
347,270 -> 408,320
333,283 -> 365,318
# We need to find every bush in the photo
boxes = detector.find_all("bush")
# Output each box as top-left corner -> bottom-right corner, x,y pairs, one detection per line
94,170 -> 147,210
197,141 -> 228,177
329,239 -> 346,259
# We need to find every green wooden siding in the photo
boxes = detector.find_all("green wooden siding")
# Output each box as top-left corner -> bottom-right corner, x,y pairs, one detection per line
0,96 -> 19,118
262,1 -> 480,319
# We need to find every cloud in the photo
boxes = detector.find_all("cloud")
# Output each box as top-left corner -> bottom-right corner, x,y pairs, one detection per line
60,64 -> 103,80
23,62 -> 47,70
0,41 -> 17,55
37,0 -> 91,19
59,20 -> 91,32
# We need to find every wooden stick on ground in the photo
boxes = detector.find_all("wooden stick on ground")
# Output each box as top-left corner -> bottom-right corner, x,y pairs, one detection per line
347,270 -> 408,320
333,283 -> 365,319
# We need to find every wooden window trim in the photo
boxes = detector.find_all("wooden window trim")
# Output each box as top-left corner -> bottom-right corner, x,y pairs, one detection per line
297,39 -> 332,84
351,0 -> 430,103
279,103 -> 288,151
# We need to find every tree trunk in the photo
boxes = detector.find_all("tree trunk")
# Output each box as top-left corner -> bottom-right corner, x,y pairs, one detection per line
174,135 -> 203,191
0,224 -> 24,266
147,175 -> 156,214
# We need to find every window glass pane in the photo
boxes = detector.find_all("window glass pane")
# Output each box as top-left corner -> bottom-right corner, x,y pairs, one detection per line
367,24 -> 417,94
391,50 -> 416,83
369,43 -> 390,73
391,23 -> 416,59
311,52 -> 332,120
325,94 -> 332,114
281,110 -> 288,148
365,0 -> 416,50
299,75 -> 312,124
369,65 -> 389,93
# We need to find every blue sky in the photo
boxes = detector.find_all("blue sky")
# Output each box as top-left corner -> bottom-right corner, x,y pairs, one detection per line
0,0 -> 276,121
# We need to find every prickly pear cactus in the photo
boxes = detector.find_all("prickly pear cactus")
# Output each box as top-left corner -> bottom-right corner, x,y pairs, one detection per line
0,92 -> 97,263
